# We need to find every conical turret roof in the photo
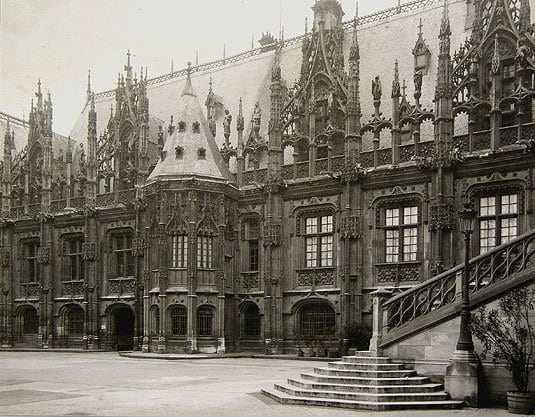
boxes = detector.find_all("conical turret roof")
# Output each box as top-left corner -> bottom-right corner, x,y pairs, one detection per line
148,69 -> 231,183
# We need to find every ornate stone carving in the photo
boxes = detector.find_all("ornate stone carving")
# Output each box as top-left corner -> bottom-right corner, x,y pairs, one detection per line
132,237 -> 145,257
82,242 -> 96,261
297,269 -> 335,286
339,216 -> 360,240
62,281 -> 84,297
263,222 -> 281,247
37,243 -> 51,265
429,203 -> 455,231
241,272 -> 260,290
0,248 -> 10,267
376,263 -> 420,283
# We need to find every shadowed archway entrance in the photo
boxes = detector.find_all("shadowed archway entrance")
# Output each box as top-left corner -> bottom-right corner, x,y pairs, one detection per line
111,306 -> 134,351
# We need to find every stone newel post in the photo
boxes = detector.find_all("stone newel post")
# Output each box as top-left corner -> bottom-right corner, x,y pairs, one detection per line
369,288 -> 392,354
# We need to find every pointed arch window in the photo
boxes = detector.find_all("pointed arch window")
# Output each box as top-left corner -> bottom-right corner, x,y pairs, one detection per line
170,233 -> 188,268
197,233 -> 213,269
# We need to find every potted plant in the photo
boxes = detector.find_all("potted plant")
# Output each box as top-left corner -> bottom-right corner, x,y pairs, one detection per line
470,286 -> 535,414
343,321 -> 372,353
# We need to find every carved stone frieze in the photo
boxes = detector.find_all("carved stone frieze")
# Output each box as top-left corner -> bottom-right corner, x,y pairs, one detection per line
376,263 -> 420,283
297,269 -> 335,287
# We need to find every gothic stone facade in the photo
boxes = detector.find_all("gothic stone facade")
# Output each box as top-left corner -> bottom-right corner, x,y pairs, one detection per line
1,0 -> 535,354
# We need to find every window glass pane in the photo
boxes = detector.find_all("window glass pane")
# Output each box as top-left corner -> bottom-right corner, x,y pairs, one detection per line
172,236 -> 178,267
305,236 -> 318,268
320,235 -> 333,267
501,194 -> 518,215
479,197 -> 496,216
403,206 -> 418,225
386,208 -> 399,226
479,219 -> 496,254
385,230 -> 399,263
305,217 -> 317,234
321,215 -> 333,233
402,227 -> 418,261
249,240 -> 259,271
500,217 -> 517,243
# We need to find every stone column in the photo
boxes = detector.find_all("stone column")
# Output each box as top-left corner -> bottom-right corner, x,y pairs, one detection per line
369,288 -> 392,354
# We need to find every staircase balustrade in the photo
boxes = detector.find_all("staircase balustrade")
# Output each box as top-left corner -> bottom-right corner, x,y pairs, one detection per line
381,229 -> 535,341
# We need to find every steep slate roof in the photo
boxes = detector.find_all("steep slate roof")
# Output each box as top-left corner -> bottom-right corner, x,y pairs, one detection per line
147,71 -> 231,183
70,0 -> 468,149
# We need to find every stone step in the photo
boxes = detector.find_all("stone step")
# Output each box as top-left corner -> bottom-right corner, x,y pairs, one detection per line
274,383 -> 451,403
341,355 -> 392,364
314,366 -> 417,378
329,361 -> 404,371
301,372 -> 431,386
287,378 -> 444,394
261,388 -> 464,411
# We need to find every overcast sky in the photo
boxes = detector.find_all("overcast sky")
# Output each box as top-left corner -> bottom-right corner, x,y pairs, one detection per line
1,0 -> 404,135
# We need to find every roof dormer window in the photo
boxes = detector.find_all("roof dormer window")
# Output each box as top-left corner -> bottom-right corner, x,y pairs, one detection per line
197,148 -> 206,160
175,146 -> 183,159
178,121 -> 186,133
193,122 -> 200,133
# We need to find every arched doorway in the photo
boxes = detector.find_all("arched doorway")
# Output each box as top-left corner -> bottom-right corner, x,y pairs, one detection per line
112,306 -> 134,351
15,305 -> 39,347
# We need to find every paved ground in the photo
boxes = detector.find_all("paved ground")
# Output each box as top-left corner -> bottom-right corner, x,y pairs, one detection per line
0,352 -> 520,417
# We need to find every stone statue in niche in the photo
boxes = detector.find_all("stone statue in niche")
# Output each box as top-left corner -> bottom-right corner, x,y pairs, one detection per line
223,109 -> 232,140
252,102 -> 261,139
414,70 -> 423,95
372,76 -> 382,101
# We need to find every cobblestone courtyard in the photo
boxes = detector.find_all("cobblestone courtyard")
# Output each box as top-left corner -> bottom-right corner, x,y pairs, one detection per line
0,352 -> 518,416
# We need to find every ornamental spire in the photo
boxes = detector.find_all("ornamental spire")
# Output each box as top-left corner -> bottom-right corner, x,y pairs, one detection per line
392,60 -> 401,98
439,0 -> 451,55
181,62 -> 196,97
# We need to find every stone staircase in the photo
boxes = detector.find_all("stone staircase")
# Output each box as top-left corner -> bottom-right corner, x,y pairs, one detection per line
261,351 -> 464,410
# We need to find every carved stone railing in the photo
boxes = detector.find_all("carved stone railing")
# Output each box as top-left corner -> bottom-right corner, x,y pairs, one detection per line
331,155 -> 345,172
399,144 -> 416,163
10,206 -> 25,219
117,189 -> 136,206
381,229 -> 535,344
295,161 -> 309,179
51,199 -> 67,212
361,151 -> 374,168
452,134 -> 469,152
69,196 -> 86,209
315,158 -> 328,174
28,204 -> 41,218
418,141 -> 435,158
473,130 -> 491,151
377,148 -> 392,166
281,164 -> 293,180
96,192 -> 116,207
